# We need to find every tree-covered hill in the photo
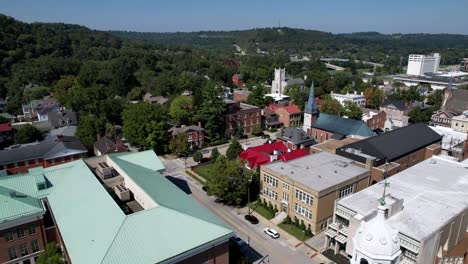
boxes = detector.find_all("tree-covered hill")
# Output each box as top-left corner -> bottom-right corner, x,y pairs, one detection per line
111,27 -> 468,65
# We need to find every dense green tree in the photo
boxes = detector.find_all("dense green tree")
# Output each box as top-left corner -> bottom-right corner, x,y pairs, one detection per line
76,114 -> 106,149
211,147 -> 220,161
122,102 -> 168,154
364,87 -> 384,109
285,84 -> 309,111
169,96 -> 192,124
193,150 -> 203,163
36,243 -> 64,264
341,100 -> 363,120
319,98 -> 341,116
195,84 -> 225,140
427,90 -> 443,109
15,124 -> 43,144
246,86 -> 267,107
252,124 -> 264,136
169,133 -> 189,155
408,106 -> 433,124
226,139 -> 243,160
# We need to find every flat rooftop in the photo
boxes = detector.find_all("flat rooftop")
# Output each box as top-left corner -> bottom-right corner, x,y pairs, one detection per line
311,137 -> 363,154
240,102 -> 260,110
338,156 -> 468,241
331,92 -> 365,99
262,152 -> 369,192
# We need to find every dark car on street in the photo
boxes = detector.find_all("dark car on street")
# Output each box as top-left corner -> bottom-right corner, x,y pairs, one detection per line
244,214 -> 259,224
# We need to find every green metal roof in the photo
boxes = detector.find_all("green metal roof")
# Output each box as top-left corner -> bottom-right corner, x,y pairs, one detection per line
0,185 -> 44,223
313,112 -> 375,137
0,150 -> 231,264
0,112 -> 15,119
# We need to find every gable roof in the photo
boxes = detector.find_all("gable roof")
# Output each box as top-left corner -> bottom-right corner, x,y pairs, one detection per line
0,151 -> 231,264
336,123 -> 442,164
0,136 -> 88,165
48,109 -> 77,128
443,89 -> 468,114
312,113 -> 375,138
168,125 -> 204,136
0,123 -> 12,131
94,136 -> 128,155
278,127 -> 315,146
239,142 -> 308,169
382,99 -> 406,111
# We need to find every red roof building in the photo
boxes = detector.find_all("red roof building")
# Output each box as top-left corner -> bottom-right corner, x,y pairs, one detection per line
0,123 -> 13,145
267,103 -> 303,127
239,141 -> 308,169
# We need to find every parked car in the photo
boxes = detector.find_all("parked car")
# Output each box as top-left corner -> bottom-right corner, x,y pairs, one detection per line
244,214 -> 259,224
261,134 -> 270,139
202,186 -> 209,192
201,149 -> 210,154
230,235 -> 246,247
264,228 -> 280,239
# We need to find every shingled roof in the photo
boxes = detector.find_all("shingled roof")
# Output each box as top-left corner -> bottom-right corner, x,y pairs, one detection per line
336,123 -> 442,166
312,113 -> 375,138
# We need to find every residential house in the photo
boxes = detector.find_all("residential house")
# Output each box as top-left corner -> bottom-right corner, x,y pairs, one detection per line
0,135 -> 88,174
22,96 -> 60,121
93,136 -> 129,156
262,108 -> 282,130
233,89 -> 251,102
143,93 -> 168,105
47,108 -> 77,129
168,124 -> 205,149
430,110 -> 455,127
0,123 -> 14,145
239,141 -> 308,170
380,99 -> 410,130
336,123 -> 442,184
260,152 -> 370,234
451,112 -> 468,133
327,157 -> 468,263
303,82 -> 374,143
430,125 -> 467,159
361,108 -> 386,130
276,127 -> 315,150
224,100 -> 261,137
267,103 -> 303,127
0,151 -> 232,264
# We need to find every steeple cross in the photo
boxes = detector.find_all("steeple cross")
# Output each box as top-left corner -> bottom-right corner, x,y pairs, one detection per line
378,178 -> 390,206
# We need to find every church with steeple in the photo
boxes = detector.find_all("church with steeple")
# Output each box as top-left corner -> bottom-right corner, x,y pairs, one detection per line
302,81 -> 319,134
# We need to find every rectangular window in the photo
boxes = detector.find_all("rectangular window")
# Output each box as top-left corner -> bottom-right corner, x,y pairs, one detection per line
5,231 -> 13,242
8,247 -> 17,260
295,189 -> 313,206
263,187 -> 277,200
17,228 -> 24,238
31,240 -> 40,252
282,192 -> 289,202
295,203 -> 312,219
264,174 -> 278,188
339,184 -> 354,198
20,243 -> 28,256
282,182 -> 289,190
28,225 -> 36,235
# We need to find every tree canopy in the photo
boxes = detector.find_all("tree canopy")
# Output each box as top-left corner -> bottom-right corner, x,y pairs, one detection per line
15,124 -> 43,144
226,139 -> 243,160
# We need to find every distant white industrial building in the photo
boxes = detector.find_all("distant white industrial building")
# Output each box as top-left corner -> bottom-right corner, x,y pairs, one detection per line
331,91 -> 366,107
407,53 -> 441,76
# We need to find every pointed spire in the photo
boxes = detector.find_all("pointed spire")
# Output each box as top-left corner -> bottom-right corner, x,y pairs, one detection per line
304,81 -> 317,114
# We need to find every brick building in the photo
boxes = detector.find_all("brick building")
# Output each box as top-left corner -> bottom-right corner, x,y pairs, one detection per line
168,124 -> 205,149
0,123 -> 14,145
267,103 -> 303,127
260,152 -> 370,234
233,89 -> 251,102
232,73 -> 244,87
336,123 -> 442,184
224,99 -> 261,137
276,127 -> 315,150
93,136 -> 129,156
380,99 -> 410,129
0,135 -> 88,174
0,151 -> 232,264
262,108 -> 283,130
361,108 -> 386,130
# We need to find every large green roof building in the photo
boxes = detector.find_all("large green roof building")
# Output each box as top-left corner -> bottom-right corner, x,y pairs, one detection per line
0,150 -> 232,264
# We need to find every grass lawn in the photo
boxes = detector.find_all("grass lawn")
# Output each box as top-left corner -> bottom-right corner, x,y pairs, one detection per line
193,162 -> 216,180
322,249 -> 350,264
249,202 -> 275,220
277,223 -> 312,241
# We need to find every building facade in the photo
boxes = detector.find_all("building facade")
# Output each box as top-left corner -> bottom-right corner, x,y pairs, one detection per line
451,113 -> 468,133
406,53 -> 440,76
331,92 -> 366,108
260,152 -> 370,234
267,103 -> 303,127
224,100 -> 261,137
362,109 -> 386,130
168,125 -> 205,149
430,110 -> 455,127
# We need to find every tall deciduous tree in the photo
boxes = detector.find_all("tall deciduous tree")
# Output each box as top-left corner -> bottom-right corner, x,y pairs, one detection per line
169,96 -> 192,124
169,132 -> 189,155
15,124 -> 43,144
319,98 -> 341,116
341,100 -> 363,120
122,102 -> 168,154
76,114 -> 106,149
285,84 -> 309,111
211,147 -> 220,161
36,243 -> 64,264
364,87 -> 384,109
195,84 -> 225,140
226,139 -> 243,160
246,86 -> 267,107
193,150 -> 203,163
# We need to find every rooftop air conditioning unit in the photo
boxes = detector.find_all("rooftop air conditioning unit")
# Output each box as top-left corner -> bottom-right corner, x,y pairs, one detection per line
114,184 -> 130,202
97,162 -> 113,179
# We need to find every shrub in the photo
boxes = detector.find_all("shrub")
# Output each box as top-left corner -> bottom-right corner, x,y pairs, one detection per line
294,216 -> 299,226
284,215 -> 291,224
299,220 -> 305,231
305,224 -> 312,237
274,204 -> 278,213
268,201 -> 273,211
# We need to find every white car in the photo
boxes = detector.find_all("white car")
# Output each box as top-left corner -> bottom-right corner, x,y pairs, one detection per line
264,228 -> 280,239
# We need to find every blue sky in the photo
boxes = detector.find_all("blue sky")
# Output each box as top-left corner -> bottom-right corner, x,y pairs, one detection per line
1,0 -> 467,34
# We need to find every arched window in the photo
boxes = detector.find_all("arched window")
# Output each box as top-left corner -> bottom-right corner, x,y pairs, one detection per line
360,258 -> 369,264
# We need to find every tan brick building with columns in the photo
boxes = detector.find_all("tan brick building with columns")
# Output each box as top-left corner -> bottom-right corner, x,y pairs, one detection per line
260,152 -> 370,234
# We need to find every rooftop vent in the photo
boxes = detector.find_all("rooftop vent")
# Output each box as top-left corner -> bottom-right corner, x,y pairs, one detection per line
114,184 -> 130,202
97,162 -> 113,179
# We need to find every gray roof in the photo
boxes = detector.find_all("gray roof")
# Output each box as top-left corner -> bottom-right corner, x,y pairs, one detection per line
278,127 -> 314,146
48,109 -> 77,128
0,136 -> 87,165
313,113 -> 375,138
263,152 -> 369,192
381,99 -> 406,111
338,156 -> 468,241
285,78 -> 304,86
442,89 -> 468,114
336,123 -> 442,165
94,136 -> 128,154
168,125 -> 204,136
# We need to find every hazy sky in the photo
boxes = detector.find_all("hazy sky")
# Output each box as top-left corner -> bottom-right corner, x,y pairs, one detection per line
1,0 -> 467,34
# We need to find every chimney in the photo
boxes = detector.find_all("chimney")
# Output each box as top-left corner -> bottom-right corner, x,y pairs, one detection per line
198,122 -> 201,128
354,91 -> 357,95
56,135 -> 64,142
